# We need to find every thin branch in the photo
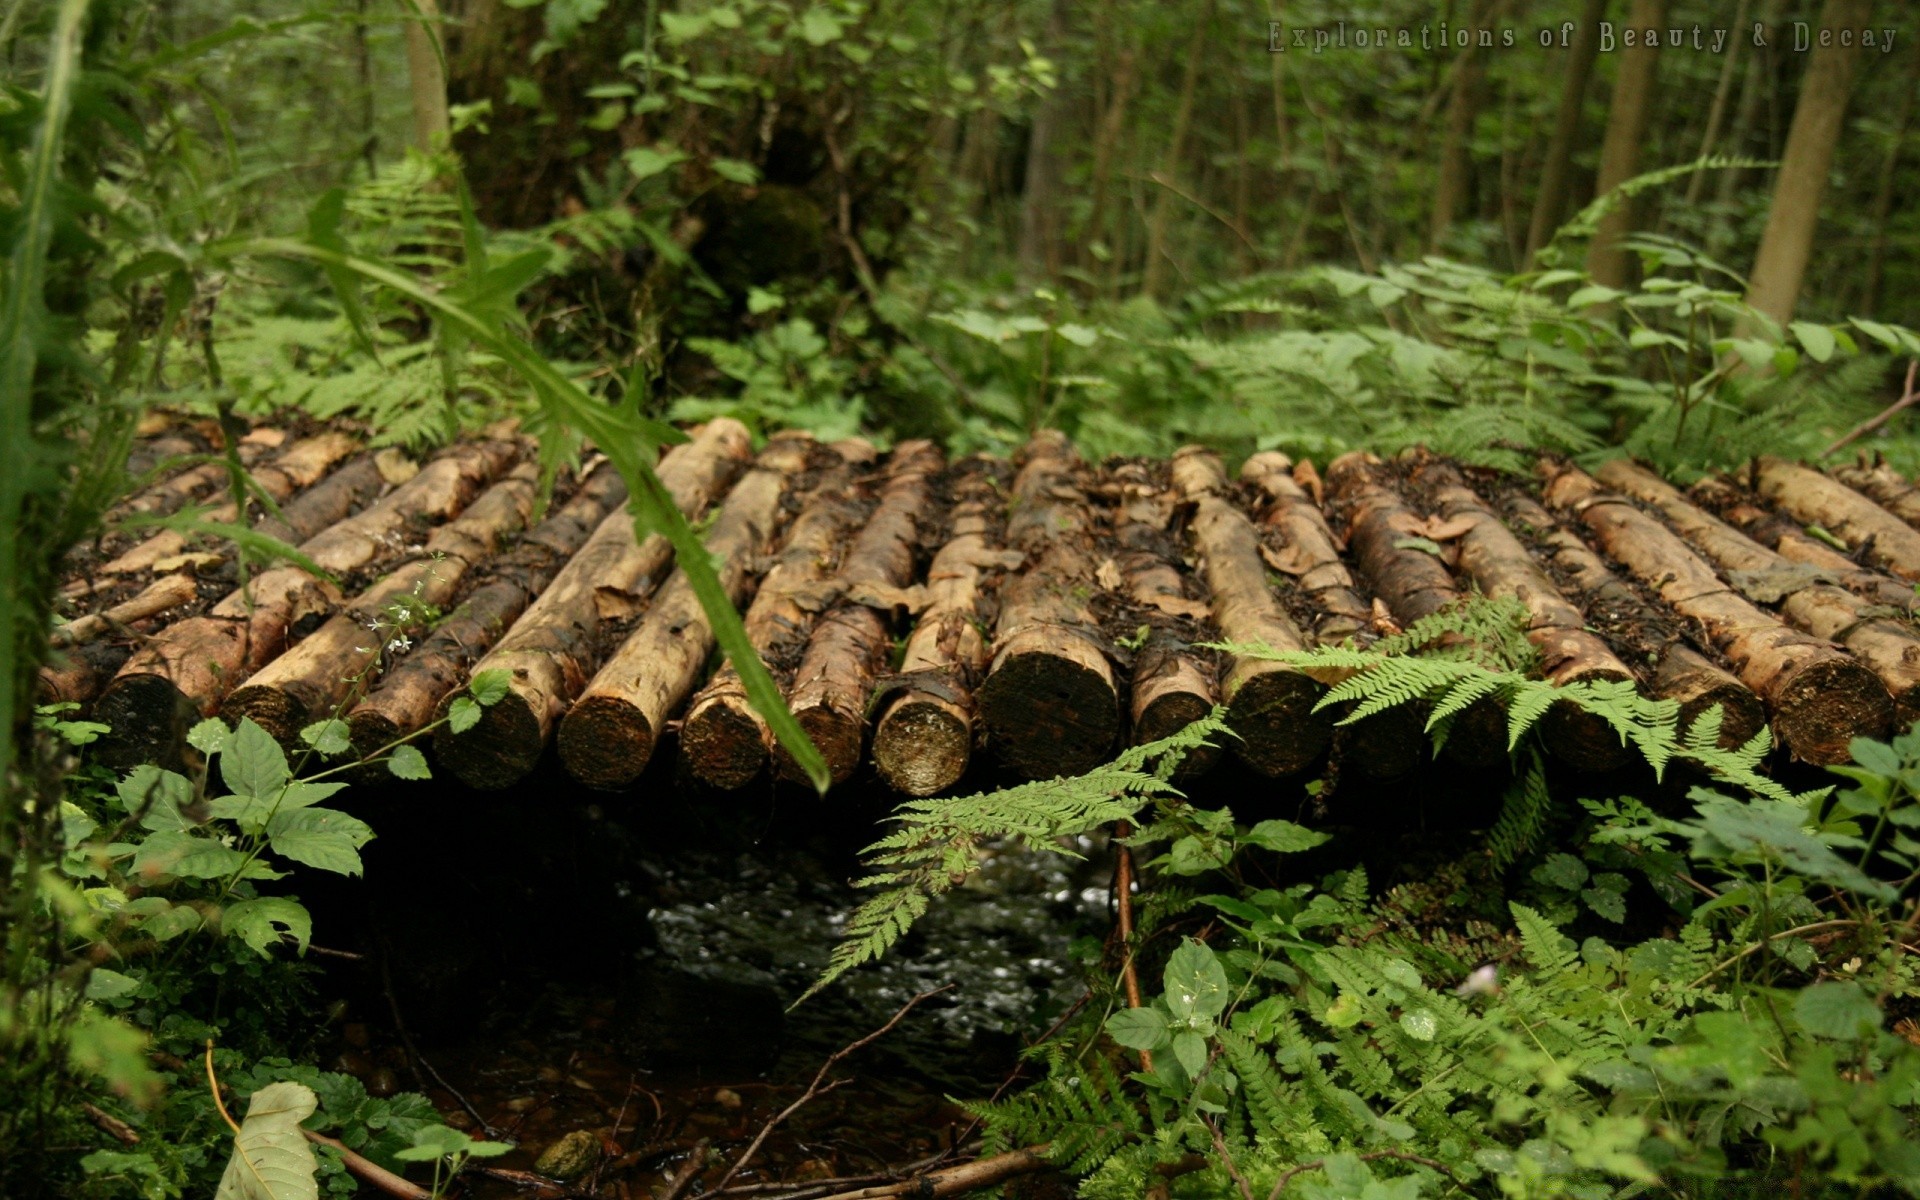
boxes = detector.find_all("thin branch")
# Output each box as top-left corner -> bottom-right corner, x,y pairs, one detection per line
1822,358 -> 1920,458
1266,1149 -> 1456,1200
658,1138 -> 712,1200
1207,1118 -> 1256,1200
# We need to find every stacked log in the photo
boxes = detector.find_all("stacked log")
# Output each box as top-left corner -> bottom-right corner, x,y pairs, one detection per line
1171,446 -> 1330,776
775,441 -> 945,786
1831,458 -> 1920,531
557,434 -> 818,790
433,420 -> 753,789
1754,456 -> 1920,581
678,441 -> 877,788
976,433 -> 1124,779
1541,459 -> 1890,764
1689,475 -> 1917,610
91,437 -> 521,767
869,458 -> 1012,796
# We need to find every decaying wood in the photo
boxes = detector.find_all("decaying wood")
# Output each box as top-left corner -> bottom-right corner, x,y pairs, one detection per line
870,458 -> 1010,797
1689,474 -> 1918,610
346,462 -> 630,762
1832,457 -> 1920,531
1171,446 -> 1329,777
92,438 -> 521,768
776,441 -> 945,785
680,441 -> 876,789
558,435 -> 815,790
104,434 -> 276,528
1325,452 -> 1506,767
433,420 -> 752,790
1599,458 -> 1920,724
1407,454 -> 1635,771
1754,455 -> 1920,581
1542,459 -> 1891,764
1499,490 -> 1766,750
220,464 -> 541,744
976,432 -> 1124,779
52,573 -> 200,650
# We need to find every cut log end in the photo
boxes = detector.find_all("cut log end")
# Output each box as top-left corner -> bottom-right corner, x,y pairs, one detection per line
220,684 -> 310,748
978,651 -> 1121,779
1539,701 -> 1631,772
779,706 -> 863,786
435,691 -> 549,791
872,696 -> 971,797
1222,664 -> 1330,777
679,698 -> 768,790
346,710 -> 402,765
92,674 -> 196,771
555,696 -> 656,791
1772,657 -> 1894,765
1336,706 -> 1425,780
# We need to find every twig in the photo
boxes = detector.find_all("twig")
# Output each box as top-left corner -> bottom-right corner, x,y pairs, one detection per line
1114,820 -> 1152,1072
657,1138 -> 711,1200
1687,919 -> 1859,988
713,985 -> 953,1191
1823,359 -> 1920,458
1208,1118 -> 1256,1200
305,1129 -> 434,1200
81,1101 -> 140,1146
376,921 -> 502,1137
205,1040 -> 241,1135
807,1146 -> 1052,1200
1264,1149 -> 1456,1200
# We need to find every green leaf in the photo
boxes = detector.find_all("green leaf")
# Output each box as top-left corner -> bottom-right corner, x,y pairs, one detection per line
210,780 -> 345,833
469,669 -> 512,706
189,718 -> 232,756
1164,939 -> 1230,1021
223,719 -> 291,799
1169,1030 -> 1208,1076
622,146 -> 686,182
1105,1005 -> 1170,1051
131,830 -> 249,880
446,696 -> 482,734
267,808 -> 374,876
299,720 -> 351,756
387,744 -> 432,781
1567,284 -> 1623,308
1399,1009 -> 1438,1041
709,157 -> 760,185
1793,980 -> 1882,1040
224,897 -> 313,957
1241,819 -> 1330,854
1791,321 -> 1837,363
118,766 -> 197,831
86,968 -> 141,1002
798,7 -> 843,44
215,1081 -> 320,1200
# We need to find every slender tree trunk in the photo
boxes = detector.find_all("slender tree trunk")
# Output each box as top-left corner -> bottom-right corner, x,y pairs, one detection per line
403,0 -> 450,152
1524,0 -> 1608,266
1584,0 -> 1667,288
1231,84 -> 1253,275
1141,0 -> 1214,299
1429,0 -> 1495,253
1716,0 -> 1787,210
1682,0 -> 1751,206
1016,0 -> 1070,282
1861,38 -> 1919,315
1267,0 -> 1291,171
1743,0 -> 1870,328
354,0 -> 378,174
1083,35 -> 1136,281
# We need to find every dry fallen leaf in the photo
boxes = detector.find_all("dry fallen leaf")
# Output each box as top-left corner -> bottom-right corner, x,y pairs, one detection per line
1095,558 -> 1124,590
592,585 -> 647,621
1146,594 -> 1211,620
1370,598 -> 1403,636
1260,540 -> 1317,576
1414,514 -> 1479,542
1292,459 -> 1323,505
374,448 -> 420,486
241,427 -> 287,448
151,552 -> 225,573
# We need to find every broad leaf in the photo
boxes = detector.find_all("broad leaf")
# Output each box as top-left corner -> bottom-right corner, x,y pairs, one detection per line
118,766 -> 197,831
224,897 -> 313,957
131,830 -> 249,880
266,808 -> 374,876
223,719 -> 291,800
215,1081 -> 320,1200
1164,940 -> 1230,1021
1105,1005 -> 1170,1051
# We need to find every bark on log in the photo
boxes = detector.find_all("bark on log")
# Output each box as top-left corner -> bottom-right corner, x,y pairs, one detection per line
1541,459 -> 1890,763
220,464 -> 542,744
1171,446 -> 1329,777
1754,455 -> 1920,581
433,420 -> 753,789
776,441 -> 945,785
1407,455 -> 1636,771
105,436 -> 276,527
1690,474 -> 1917,609
92,439 -> 521,768
1832,458 -> 1920,531
346,462 -> 631,763
52,573 -> 200,649
1241,452 -> 1422,779
1598,458 -> 1920,725
976,432 -> 1124,779
558,435 -> 816,790
1499,490 -> 1766,750
1325,452 -> 1505,767
870,458 -> 1011,796
680,441 -> 876,789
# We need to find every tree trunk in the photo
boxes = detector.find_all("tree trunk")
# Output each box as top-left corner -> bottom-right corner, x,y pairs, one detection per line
1742,0 -> 1871,327
1140,0 -> 1214,299
432,420 -> 751,789
1715,0 -> 1788,211
871,458 -> 1012,796
1860,39 -> 1918,313
1170,446 -> 1331,776
1083,34 -> 1137,280
1429,0 -> 1495,253
1584,0 -> 1667,288
1525,0 -> 1609,266
1540,459 -> 1890,763
1831,458 -> 1920,532
1754,455 -> 1920,581
1016,0 -> 1070,282
1682,0 -> 1752,206
680,442 -> 877,790
404,0 -> 450,152
774,441 -> 944,786
557,436 -> 814,790
976,432 -> 1122,779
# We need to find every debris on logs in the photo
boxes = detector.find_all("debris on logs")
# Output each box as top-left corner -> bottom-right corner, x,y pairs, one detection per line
1753,456 -> 1920,582
1832,458 -> 1920,531
558,434 -> 816,790
433,420 -> 752,789
1598,459 -> 1920,724
51,573 -> 200,650
92,437 -> 521,768
1541,459 -> 1890,764
1406,454 -> 1635,771
1688,474 -> 1918,610
346,461 -> 631,763
977,432 -> 1124,780
776,441 -> 945,785
1171,446 -> 1329,776
220,464 -> 542,745
870,457 -> 1013,796
1241,452 -> 1421,779
680,440 -> 877,789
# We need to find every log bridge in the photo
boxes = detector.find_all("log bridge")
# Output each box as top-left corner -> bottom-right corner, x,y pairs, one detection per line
49,416 -> 1920,794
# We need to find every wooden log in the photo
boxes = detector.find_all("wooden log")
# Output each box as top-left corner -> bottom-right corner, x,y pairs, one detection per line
1325,452 -> 1506,767
1241,452 -> 1422,780
1753,455 -> 1920,582
432,420 -> 752,789
1541,460 -> 1891,764
219,464 -> 542,745
976,432 -> 1124,779
1170,446 -> 1330,777
1597,458 -> 1920,725
51,573 -> 200,649
558,435 -> 817,790
1406,455 -> 1636,771
345,461 -> 630,763
104,434 -> 277,526
1498,490 -> 1766,750
680,441 -> 877,789
1832,458 -> 1920,530
1689,474 -> 1917,610
870,458 -> 1011,797
91,438 -> 521,768
775,441 -> 945,785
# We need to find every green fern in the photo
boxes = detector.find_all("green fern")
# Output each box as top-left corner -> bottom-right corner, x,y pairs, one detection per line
962,1053 -> 1142,1173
